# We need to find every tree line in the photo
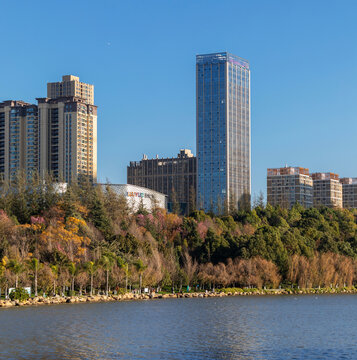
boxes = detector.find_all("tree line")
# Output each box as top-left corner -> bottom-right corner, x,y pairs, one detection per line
1,172 -> 357,297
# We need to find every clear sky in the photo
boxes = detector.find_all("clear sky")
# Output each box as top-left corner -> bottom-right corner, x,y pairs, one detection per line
1,0 -> 357,200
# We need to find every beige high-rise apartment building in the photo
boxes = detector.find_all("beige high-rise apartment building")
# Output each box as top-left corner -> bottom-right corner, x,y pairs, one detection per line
267,166 -> 313,209
340,177 -> 357,209
47,75 -> 94,105
312,172 -> 342,208
37,96 -> 97,183
0,75 -> 97,183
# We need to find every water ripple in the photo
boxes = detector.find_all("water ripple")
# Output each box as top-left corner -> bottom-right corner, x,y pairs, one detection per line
0,295 -> 357,359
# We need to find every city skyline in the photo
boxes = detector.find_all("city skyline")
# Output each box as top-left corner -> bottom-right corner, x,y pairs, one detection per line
1,1 -> 357,199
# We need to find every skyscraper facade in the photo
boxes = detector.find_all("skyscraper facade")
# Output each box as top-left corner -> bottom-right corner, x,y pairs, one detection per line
0,75 -> 97,183
196,52 -> 251,213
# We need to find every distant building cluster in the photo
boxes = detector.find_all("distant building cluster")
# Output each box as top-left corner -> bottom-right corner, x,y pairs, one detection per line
0,75 -> 97,183
4,53 -> 356,215
267,166 -> 356,209
128,52 -> 251,214
1,51 -> 252,215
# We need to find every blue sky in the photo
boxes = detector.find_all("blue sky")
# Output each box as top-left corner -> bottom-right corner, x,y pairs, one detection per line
1,0 -> 357,200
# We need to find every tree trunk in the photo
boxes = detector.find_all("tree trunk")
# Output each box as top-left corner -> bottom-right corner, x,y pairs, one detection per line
53,279 -> 56,296
90,273 -> 93,296
139,274 -> 142,294
125,273 -> 128,292
106,270 -> 109,296
34,267 -> 38,297
15,275 -> 18,288
72,276 -> 75,294
79,285 -> 82,296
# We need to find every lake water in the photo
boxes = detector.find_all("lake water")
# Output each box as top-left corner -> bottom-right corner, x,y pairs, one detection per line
0,295 -> 356,359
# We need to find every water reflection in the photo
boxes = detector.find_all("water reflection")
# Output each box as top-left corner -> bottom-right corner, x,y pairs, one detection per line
0,295 -> 356,359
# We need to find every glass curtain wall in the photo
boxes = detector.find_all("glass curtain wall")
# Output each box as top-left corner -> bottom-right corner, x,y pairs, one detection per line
196,52 -> 251,213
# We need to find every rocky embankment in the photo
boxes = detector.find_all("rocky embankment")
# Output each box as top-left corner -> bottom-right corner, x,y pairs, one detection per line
0,292 -> 225,308
1,287 -> 356,308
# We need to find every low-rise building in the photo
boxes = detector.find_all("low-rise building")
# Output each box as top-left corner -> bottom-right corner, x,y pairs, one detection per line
99,184 -> 167,212
312,172 -> 342,208
267,166 -> 313,209
340,177 -> 357,209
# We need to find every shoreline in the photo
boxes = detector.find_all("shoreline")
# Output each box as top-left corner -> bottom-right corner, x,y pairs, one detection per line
1,287 -> 357,308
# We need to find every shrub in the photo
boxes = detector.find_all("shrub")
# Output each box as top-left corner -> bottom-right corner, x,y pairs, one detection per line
116,288 -> 127,295
9,288 -> 30,302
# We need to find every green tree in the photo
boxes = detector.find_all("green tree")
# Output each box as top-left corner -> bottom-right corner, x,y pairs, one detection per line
117,257 -> 129,291
68,262 -> 77,295
0,260 -> 5,298
50,264 -> 58,296
100,252 -> 116,296
88,188 -> 113,240
85,261 -> 97,296
27,258 -> 42,297
7,259 -> 24,288
188,185 -> 196,215
171,187 -> 180,215
9,171 -> 30,223
134,259 -> 147,294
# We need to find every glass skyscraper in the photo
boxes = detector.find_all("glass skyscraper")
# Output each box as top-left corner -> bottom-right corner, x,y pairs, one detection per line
196,52 -> 251,213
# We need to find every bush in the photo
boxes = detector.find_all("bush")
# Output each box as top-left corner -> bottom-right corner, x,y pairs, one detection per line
116,288 -> 127,295
9,287 -> 30,302
220,287 -> 244,294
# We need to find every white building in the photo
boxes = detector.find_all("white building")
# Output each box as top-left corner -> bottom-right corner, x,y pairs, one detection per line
99,184 -> 167,212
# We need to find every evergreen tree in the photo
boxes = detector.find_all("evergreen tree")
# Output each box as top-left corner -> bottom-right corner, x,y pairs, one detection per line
87,187 -> 113,240
171,187 -> 180,215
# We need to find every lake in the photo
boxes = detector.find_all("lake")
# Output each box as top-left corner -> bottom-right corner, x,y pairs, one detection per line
0,295 -> 356,359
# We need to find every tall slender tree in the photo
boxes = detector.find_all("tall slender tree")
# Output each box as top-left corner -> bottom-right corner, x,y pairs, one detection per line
134,259 -> 147,294
100,253 -> 115,296
27,258 -> 41,297
50,264 -> 58,296
68,262 -> 77,295
85,261 -> 97,296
